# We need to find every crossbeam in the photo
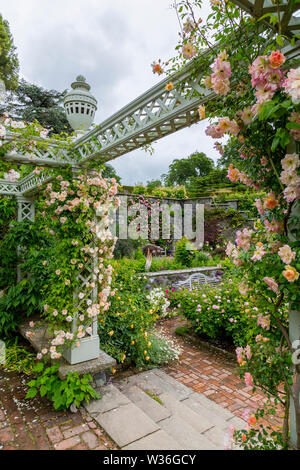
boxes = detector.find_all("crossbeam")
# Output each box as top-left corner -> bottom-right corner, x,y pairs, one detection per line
230,0 -> 300,37
72,61 -> 216,166
1,132 -> 74,168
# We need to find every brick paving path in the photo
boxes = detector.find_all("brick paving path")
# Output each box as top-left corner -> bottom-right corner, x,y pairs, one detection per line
0,369 -> 117,450
0,316 -> 283,450
158,316 -> 284,430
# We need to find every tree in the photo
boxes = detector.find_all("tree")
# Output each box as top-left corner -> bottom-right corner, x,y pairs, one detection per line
102,163 -> 121,183
0,14 -> 19,91
146,179 -> 162,191
163,152 -> 214,186
9,79 -> 72,135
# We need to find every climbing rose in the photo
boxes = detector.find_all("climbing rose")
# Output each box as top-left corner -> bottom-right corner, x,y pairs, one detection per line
240,107 -> 254,125
278,245 -> 296,264
198,105 -> 205,120
284,67 -> 300,104
151,61 -> 164,75
182,42 -> 196,59
227,164 -> 240,182
263,277 -> 279,294
263,192 -> 278,209
283,184 -> 300,203
165,82 -> 174,91
269,50 -> 286,69
4,169 -> 20,182
282,265 -> 299,283
244,372 -> 254,387
281,153 -> 300,172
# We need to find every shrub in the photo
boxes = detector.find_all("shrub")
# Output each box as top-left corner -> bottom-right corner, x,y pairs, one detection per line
174,237 -> 195,267
100,261 -> 179,367
26,362 -> 99,410
147,287 -> 170,318
169,278 -> 260,347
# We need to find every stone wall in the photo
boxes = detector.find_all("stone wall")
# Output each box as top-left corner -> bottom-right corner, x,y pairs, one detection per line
143,266 -> 223,289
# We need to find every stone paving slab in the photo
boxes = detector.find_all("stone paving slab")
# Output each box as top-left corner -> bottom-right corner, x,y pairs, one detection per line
95,371 -> 243,450
185,392 -> 234,420
85,384 -> 130,416
95,403 -> 160,448
122,430 -> 183,451
125,371 -> 193,401
159,392 -> 216,435
133,396 -> 172,423
182,396 -> 234,427
159,416 -> 219,450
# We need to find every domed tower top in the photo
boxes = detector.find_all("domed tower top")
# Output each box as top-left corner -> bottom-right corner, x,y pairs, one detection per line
64,75 -> 97,134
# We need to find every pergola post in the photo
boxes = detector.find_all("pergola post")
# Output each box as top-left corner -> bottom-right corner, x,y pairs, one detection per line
288,200 -> 300,449
16,195 -> 36,282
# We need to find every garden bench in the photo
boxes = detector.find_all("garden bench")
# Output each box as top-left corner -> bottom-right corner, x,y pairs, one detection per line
173,272 -> 221,290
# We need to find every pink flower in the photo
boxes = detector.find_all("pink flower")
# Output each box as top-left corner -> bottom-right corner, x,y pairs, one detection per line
254,198 -> 264,216
284,67 -> 300,104
281,153 -> 300,172
283,184 -> 300,203
244,372 -> 254,387
264,218 -> 283,233
245,345 -> 252,360
240,107 -> 254,125
251,244 -> 266,262
182,42 -> 196,59
227,164 -> 240,182
278,245 -> 296,264
280,170 -> 300,187
257,313 -> 270,330
263,277 -> 279,294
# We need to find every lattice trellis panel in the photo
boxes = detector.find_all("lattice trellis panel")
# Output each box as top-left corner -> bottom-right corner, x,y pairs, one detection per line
2,132 -> 74,167
0,179 -> 21,196
17,197 -> 35,222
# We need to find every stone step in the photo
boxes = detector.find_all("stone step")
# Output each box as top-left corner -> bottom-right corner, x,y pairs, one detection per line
122,430 -> 183,451
159,415 -> 219,450
119,369 -> 193,401
84,371 -> 246,450
120,385 -> 172,423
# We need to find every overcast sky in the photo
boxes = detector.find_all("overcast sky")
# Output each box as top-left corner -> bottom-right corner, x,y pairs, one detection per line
1,0 -> 222,185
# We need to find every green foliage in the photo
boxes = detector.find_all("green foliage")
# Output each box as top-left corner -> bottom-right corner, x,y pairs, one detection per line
0,14 -> 19,90
26,362 -> 100,410
175,237 -> 196,267
233,407 -> 287,450
163,152 -> 214,187
100,260 -> 178,367
102,163 -> 121,183
146,179 -> 162,191
169,278 -> 258,347
3,340 -> 35,375
188,168 -> 241,196
0,220 -> 53,337
130,184 -> 187,199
